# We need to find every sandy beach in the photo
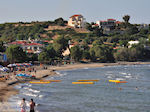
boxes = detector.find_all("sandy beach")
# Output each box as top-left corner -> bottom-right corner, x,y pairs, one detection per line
0,61 -> 150,111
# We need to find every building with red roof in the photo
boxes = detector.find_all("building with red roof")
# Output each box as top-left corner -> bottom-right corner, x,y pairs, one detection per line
96,19 -> 121,33
8,40 -> 44,54
68,14 -> 86,28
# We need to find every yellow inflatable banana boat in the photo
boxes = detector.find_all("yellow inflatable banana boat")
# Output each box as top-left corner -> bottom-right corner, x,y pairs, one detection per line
72,82 -> 94,84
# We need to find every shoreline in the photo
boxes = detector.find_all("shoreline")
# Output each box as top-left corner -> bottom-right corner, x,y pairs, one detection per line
50,61 -> 150,71
0,61 -> 150,111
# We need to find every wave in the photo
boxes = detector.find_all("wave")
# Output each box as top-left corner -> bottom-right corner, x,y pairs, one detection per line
83,67 -> 89,69
107,76 -> 112,79
56,71 -> 67,77
39,95 -> 44,98
23,87 -> 40,93
116,78 -> 125,81
124,75 -> 132,79
28,88 -> 40,93
23,92 -> 38,97
120,72 -> 127,75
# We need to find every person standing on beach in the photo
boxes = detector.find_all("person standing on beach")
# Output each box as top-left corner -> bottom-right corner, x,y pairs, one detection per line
30,99 -> 35,112
20,98 -> 27,112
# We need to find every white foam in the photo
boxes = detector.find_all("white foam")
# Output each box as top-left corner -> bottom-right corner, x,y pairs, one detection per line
55,71 -> 61,75
120,72 -> 127,75
83,67 -> 89,69
39,95 -> 44,98
28,84 -> 32,87
23,87 -> 40,93
49,77 -> 54,79
105,73 -> 113,76
124,76 -> 132,78
28,88 -> 40,93
24,87 -> 29,89
116,78 -> 124,81
15,85 -> 22,89
56,71 -> 67,77
107,76 -> 112,79
23,92 -> 37,97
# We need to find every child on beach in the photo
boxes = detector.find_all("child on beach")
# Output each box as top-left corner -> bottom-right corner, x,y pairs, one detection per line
20,98 -> 27,112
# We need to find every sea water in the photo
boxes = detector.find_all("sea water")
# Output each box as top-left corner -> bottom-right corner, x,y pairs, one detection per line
9,65 -> 150,112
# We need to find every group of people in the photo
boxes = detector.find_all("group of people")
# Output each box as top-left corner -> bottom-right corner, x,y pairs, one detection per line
20,98 -> 35,112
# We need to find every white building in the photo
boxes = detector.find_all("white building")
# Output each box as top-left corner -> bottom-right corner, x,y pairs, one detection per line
22,43 -> 44,54
128,41 -> 139,48
8,40 -> 44,54
68,14 -> 85,28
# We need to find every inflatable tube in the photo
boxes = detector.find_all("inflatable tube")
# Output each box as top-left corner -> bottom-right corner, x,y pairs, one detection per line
30,81 -> 50,84
40,80 -> 61,82
72,82 -> 94,84
116,81 -> 127,83
77,79 -> 99,82
109,80 -> 120,83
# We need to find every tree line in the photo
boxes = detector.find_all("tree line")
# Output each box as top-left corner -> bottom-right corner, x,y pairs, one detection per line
0,15 -> 150,64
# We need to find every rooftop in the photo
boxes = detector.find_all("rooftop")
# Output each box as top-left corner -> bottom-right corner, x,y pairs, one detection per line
70,14 -> 82,18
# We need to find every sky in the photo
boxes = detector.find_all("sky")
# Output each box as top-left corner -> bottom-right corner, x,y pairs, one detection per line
0,0 -> 150,24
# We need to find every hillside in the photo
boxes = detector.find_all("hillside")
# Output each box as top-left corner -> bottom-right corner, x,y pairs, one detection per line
45,25 -> 89,33
0,20 -> 90,43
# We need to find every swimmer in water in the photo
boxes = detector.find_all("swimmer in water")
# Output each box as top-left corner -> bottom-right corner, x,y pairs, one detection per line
118,87 -> 122,90
135,87 -> 138,90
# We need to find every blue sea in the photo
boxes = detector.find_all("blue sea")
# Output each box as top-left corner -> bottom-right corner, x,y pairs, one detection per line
9,65 -> 150,112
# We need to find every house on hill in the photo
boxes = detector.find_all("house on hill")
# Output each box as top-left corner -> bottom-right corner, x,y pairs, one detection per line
68,14 -> 86,28
8,40 -> 44,54
128,40 -> 139,48
96,19 -> 122,34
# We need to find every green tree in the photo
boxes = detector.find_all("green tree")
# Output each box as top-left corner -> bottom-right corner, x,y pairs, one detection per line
53,36 -> 68,57
90,44 -> 114,62
46,44 -> 57,58
139,28 -> 149,35
38,44 -> 57,63
114,47 -> 140,61
123,15 -> 130,23
70,46 -> 82,61
93,27 -> 103,37
92,39 -> 103,46
119,40 -> 128,47
6,45 -> 27,63
82,50 -> 90,60
17,34 -> 25,40
125,25 -> 138,35
0,40 -> 5,52
54,17 -> 65,26
85,22 -> 93,31
38,51 -> 49,63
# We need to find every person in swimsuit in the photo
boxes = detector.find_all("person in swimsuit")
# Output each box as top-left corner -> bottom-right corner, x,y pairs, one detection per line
30,99 -> 35,112
20,98 -> 27,112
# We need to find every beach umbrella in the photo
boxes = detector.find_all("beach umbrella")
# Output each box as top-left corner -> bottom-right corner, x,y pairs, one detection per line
16,73 -> 32,77
8,64 -> 16,67
22,63 -> 29,67
0,67 -> 9,72
7,64 -> 13,67
26,63 -> 31,66
28,63 -> 33,66
13,64 -> 17,66
16,73 -> 23,77
16,63 -> 22,67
